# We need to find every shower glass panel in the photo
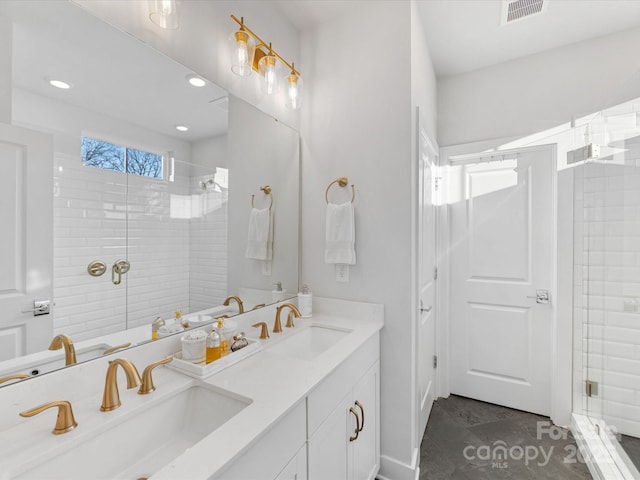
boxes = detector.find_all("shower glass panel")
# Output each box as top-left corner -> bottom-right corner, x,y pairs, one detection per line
576,103 -> 640,475
53,151 -> 224,342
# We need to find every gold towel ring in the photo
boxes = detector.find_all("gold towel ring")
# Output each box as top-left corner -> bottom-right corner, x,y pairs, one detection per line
325,176 -> 355,204
251,185 -> 273,209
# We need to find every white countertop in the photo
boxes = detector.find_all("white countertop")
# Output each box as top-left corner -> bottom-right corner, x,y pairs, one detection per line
0,298 -> 383,480
154,310 -> 382,479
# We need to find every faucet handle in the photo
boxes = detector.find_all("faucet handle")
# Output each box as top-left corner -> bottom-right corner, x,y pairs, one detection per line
285,310 -> 297,328
102,342 -> 132,355
138,357 -> 173,395
20,400 -> 78,435
252,322 -> 270,339
0,373 -> 30,385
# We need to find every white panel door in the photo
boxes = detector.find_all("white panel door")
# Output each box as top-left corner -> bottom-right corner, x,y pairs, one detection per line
0,123 -> 53,361
418,128 -> 437,437
450,145 -> 554,415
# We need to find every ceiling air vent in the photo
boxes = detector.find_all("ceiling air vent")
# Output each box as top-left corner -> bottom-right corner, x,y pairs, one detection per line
501,0 -> 548,25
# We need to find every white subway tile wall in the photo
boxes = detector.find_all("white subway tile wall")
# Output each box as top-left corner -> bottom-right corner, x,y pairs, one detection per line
574,139 -> 640,438
53,153 -> 228,341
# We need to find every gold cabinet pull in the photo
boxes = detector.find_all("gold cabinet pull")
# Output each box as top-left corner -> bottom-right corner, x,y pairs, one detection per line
349,407 -> 360,442
20,400 -> 78,435
355,400 -> 364,432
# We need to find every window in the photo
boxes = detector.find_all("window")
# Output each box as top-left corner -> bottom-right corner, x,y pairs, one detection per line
81,136 -> 163,179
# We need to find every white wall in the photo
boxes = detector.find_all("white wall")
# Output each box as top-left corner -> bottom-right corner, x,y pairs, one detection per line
0,16 -> 10,124
227,96 -> 300,299
438,26 -> 640,147
190,136 -> 229,312
300,2 -> 434,478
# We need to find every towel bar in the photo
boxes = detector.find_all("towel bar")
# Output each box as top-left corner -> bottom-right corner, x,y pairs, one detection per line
325,176 -> 355,204
251,185 -> 273,209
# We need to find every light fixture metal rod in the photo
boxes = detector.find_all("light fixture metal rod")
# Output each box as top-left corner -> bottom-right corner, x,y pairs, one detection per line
230,14 -> 300,76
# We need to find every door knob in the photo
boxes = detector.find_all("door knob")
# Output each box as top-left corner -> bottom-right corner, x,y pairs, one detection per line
527,289 -> 549,304
21,300 -> 51,316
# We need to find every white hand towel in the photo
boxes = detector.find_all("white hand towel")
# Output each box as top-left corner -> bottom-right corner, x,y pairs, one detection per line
246,207 -> 273,261
325,202 -> 356,265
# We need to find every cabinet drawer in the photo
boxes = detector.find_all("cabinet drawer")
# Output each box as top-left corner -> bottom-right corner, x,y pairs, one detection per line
307,333 -> 379,437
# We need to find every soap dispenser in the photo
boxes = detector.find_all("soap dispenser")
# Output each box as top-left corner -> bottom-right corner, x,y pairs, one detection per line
272,282 -> 287,303
175,309 -> 187,329
206,329 -> 221,364
298,284 -> 312,318
217,318 -> 230,357
151,316 -> 165,340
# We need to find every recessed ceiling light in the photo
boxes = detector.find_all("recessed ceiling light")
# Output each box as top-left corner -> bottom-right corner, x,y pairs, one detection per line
175,125 -> 189,132
47,78 -> 72,89
185,74 -> 206,87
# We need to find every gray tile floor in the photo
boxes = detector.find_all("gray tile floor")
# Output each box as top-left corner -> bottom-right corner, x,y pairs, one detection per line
419,395 -> 593,479
620,434 -> 640,472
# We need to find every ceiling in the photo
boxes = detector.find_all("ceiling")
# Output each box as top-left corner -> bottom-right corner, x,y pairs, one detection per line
2,1 -> 228,142
275,0 -> 640,78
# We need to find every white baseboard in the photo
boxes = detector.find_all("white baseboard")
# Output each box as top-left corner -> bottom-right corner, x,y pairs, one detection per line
377,449 -> 419,480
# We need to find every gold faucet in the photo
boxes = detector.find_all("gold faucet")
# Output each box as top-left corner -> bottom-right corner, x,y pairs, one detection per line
138,357 -> 173,395
0,373 -> 30,385
20,400 -> 78,435
223,295 -> 244,313
49,334 -> 76,366
273,303 -> 301,333
100,358 -> 141,412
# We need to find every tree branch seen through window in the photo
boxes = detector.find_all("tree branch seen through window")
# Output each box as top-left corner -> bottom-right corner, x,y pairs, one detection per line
81,136 -> 162,179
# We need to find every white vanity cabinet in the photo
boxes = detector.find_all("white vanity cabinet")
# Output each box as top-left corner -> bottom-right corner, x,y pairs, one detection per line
275,445 -> 307,480
307,334 -> 380,480
210,400 -> 307,480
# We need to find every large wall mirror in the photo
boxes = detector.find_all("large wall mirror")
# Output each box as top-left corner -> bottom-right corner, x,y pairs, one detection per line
0,0 -> 299,386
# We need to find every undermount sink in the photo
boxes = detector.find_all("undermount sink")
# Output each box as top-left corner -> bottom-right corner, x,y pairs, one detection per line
14,383 -> 251,480
267,325 -> 352,361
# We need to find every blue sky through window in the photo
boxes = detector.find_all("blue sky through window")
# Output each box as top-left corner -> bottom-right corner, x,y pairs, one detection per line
81,136 -> 162,179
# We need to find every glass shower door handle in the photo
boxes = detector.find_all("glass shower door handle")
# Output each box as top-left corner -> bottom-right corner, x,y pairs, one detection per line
527,289 -> 549,304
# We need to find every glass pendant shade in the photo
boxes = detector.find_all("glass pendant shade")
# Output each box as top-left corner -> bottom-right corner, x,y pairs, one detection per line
229,30 -> 256,77
148,0 -> 179,29
259,54 -> 278,95
285,71 -> 303,110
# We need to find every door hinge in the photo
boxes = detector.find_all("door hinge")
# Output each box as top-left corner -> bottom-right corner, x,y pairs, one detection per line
433,355 -> 438,369
585,380 -> 598,397
434,267 -> 438,280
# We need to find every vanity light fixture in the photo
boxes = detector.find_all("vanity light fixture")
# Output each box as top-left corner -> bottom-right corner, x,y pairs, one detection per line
258,44 -> 278,95
175,125 -> 189,132
185,73 -> 206,87
148,0 -> 179,30
229,15 -> 303,109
